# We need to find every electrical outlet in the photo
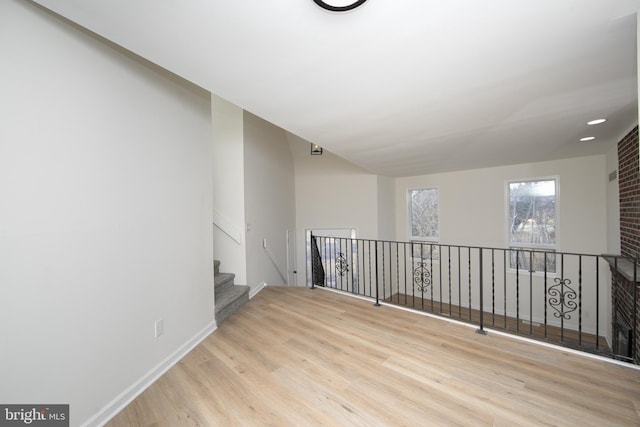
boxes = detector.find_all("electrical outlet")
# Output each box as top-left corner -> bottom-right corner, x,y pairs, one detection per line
155,319 -> 164,338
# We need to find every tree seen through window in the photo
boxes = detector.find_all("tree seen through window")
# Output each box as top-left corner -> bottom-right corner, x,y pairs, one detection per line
508,179 -> 557,272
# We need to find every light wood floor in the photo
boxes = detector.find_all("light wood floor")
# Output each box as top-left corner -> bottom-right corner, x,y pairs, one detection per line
108,286 -> 640,427
385,293 -> 610,353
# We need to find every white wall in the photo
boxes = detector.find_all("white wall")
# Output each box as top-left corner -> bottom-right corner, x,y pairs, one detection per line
290,134 -> 380,286
212,95 -> 247,285
244,112 -> 296,288
377,176 -> 396,241
0,2 -> 213,426
395,155 -> 608,254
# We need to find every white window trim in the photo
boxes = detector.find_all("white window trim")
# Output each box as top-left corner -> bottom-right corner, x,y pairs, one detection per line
407,186 -> 440,241
505,176 -> 560,275
408,187 -> 440,261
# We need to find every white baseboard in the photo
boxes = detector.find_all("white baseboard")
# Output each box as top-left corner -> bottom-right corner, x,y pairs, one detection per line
250,282 -> 267,299
81,319 -> 218,427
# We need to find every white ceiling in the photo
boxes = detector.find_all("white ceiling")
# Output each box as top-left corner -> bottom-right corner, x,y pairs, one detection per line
33,0 -> 640,176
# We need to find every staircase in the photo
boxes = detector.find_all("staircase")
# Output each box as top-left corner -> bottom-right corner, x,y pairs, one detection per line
214,260 -> 250,325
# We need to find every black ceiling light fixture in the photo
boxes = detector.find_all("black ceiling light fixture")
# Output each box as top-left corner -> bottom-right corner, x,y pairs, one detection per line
313,0 -> 368,12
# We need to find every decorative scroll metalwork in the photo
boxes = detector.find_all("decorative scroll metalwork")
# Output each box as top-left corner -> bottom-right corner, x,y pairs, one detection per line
414,262 -> 431,293
548,277 -> 577,319
336,252 -> 349,277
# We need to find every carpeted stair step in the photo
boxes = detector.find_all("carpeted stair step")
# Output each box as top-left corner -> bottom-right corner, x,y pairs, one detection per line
215,272 -> 236,291
215,284 -> 250,325
213,259 -> 249,325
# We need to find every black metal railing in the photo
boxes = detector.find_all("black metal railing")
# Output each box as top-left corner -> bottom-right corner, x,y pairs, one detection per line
310,234 -> 639,364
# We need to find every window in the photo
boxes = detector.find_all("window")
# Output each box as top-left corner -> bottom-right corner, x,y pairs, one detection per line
508,179 -> 557,273
409,188 -> 439,259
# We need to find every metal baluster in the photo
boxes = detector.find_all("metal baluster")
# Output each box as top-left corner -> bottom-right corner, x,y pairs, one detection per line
579,255 -> 583,346
339,237 -> 343,290
529,250 -> 533,336
491,248 -> 495,326
374,241 -> 380,306
310,233 -> 316,289
430,243 -> 434,311
458,247 -> 462,319
560,254 -> 565,342
328,237 -> 333,288
503,249 -> 507,329
448,246 -> 452,317
613,257 -> 619,356
422,243 -> 427,311
544,253 -> 548,339
355,238 -> 360,295
595,257 -> 600,350
412,243 -> 416,309
477,249 -> 486,335
368,240 -> 372,298
351,238 -> 355,293
439,244 -> 442,314
395,241 -> 400,304
403,243 -> 407,306
307,232 -> 316,289
322,237 -> 327,287
381,242 -> 386,302
516,249 -> 520,333
633,259 -> 637,362
468,247 -> 472,322
338,238 -> 343,290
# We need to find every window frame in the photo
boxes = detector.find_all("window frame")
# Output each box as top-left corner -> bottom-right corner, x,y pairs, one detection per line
505,177 -> 559,274
408,187 -> 440,260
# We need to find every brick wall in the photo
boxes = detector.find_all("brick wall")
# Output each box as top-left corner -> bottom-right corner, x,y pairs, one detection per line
618,126 -> 640,258
614,126 -> 640,362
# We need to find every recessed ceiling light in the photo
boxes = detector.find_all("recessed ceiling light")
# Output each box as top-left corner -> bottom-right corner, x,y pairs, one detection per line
580,136 -> 596,142
587,118 -> 607,125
